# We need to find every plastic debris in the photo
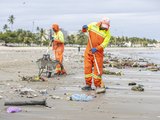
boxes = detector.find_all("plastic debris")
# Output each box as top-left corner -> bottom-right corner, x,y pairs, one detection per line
0,95 -> 3,99
128,82 -> 137,86
105,87 -> 109,89
7,107 -> 22,113
39,89 -> 48,95
131,85 -> 144,92
16,87 -> 37,98
0,90 -> 3,93
103,70 -> 122,76
19,88 -> 36,95
51,95 -> 63,100
70,94 -> 93,102
19,75 -> 42,82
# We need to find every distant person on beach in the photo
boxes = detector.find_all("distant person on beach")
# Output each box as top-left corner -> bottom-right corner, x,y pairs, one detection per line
81,17 -> 111,94
51,23 -> 66,75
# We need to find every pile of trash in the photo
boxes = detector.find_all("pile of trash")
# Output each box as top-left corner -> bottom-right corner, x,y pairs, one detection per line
103,53 -> 160,71
103,69 -> 123,76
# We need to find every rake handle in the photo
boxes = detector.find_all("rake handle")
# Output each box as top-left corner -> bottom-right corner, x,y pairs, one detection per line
88,34 -> 100,75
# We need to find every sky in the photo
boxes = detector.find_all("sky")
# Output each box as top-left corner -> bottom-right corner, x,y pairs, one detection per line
0,0 -> 160,40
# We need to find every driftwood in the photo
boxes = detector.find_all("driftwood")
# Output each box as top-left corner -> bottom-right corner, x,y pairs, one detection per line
4,99 -> 46,106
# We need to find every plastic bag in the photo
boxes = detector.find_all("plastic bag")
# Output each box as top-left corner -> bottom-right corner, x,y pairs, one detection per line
7,107 -> 22,113
70,94 -> 93,102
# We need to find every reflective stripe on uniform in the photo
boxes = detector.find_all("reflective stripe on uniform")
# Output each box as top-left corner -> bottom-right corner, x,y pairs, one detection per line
85,73 -> 101,79
56,67 -> 61,71
85,73 -> 92,78
100,30 -> 111,48
93,74 -> 102,79
90,25 -> 106,38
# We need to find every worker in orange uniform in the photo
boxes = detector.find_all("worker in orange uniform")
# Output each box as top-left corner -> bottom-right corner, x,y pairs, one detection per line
81,18 -> 111,94
52,23 -> 66,75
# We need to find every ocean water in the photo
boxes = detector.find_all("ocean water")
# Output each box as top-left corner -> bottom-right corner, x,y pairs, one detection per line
137,51 -> 160,64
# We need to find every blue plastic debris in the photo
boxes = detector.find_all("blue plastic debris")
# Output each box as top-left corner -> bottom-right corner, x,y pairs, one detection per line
70,94 -> 93,102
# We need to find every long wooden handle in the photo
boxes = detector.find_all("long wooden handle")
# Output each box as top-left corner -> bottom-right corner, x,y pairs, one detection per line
46,40 -> 52,54
88,34 -> 100,75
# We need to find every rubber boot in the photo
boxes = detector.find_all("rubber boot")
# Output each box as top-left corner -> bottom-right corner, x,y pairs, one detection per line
81,85 -> 92,91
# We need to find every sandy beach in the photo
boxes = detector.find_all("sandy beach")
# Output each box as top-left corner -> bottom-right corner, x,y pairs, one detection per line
0,46 -> 160,120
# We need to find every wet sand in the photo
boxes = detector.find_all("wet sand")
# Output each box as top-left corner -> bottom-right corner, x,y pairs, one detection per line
0,46 -> 160,120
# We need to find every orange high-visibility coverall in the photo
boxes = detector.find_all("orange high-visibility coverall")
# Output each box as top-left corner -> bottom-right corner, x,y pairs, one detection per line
52,24 -> 65,74
84,22 -> 111,87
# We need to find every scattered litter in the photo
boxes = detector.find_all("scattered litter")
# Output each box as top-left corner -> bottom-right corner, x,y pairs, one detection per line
103,70 -> 122,76
131,85 -> 144,92
112,116 -> 117,119
106,87 -> 109,89
128,82 -> 137,86
19,75 -> 43,82
115,83 -> 121,85
39,76 -> 47,81
51,95 -> 63,100
16,87 -> 38,98
26,94 -> 37,98
0,90 -> 3,92
19,88 -> 35,95
64,93 -> 71,96
103,54 -> 160,72
147,66 -> 159,72
70,94 -> 93,102
39,89 -> 48,95
7,83 -> 10,86
7,107 -> 22,113
0,95 -> 3,99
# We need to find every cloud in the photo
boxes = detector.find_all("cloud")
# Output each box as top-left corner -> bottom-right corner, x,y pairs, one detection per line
0,0 -> 160,39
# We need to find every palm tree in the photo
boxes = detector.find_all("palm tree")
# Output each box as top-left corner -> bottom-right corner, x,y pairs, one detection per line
39,28 -> 47,46
36,27 -> 40,32
39,28 -> 45,39
8,15 -> 15,30
3,24 -> 9,32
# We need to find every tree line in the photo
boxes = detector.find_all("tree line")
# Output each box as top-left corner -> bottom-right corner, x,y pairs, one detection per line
0,15 -> 158,47
65,33 -> 158,47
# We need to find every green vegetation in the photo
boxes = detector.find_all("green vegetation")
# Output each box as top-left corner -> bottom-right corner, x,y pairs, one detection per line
0,29 -> 51,46
65,30 -> 88,46
65,33 -> 158,47
0,15 -> 158,47
0,29 -> 157,47
109,36 -> 158,47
